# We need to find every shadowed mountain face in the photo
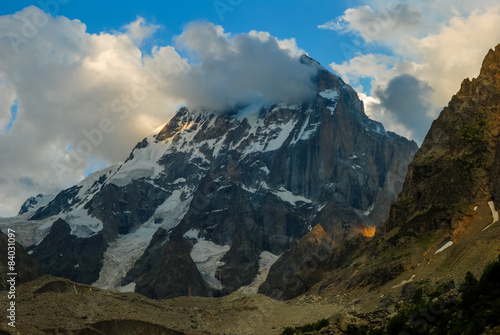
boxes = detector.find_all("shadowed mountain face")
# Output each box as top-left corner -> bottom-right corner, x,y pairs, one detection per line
0,55 -> 417,300
267,44 -> 500,303
386,44 -> 500,235
0,230 -> 43,291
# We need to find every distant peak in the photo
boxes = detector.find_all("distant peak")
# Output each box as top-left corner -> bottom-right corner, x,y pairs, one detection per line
299,54 -> 326,71
480,44 -> 500,76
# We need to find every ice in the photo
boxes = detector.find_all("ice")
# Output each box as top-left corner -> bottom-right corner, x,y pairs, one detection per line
190,240 -> 230,290
364,203 -> 375,216
482,201 -> 499,231
237,251 -> 281,295
236,104 -> 304,156
273,187 -> 312,205
148,191 -> 193,230
173,178 -> 186,184
117,282 -> 136,293
298,123 -> 320,141
76,164 -> 120,205
93,194 -> 192,290
151,122 -> 167,135
204,134 -> 227,158
107,138 -> 168,187
0,215 -> 57,248
319,89 -> 339,101
19,194 -> 56,214
184,228 -> 200,239
183,209 -> 233,290
365,120 -> 388,136
392,274 -> 416,288
265,119 -> 297,152
93,226 -> 159,290
55,208 -> 103,238
488,201 -> 499,222
290,115 -> 310,145
242,185 -> 257,193
237,99 -> 268,119
260,166 -> 270,174
435,241 -> 453,254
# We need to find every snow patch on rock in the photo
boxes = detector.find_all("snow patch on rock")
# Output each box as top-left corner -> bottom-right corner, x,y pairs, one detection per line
237,251 -> 281,295
435,241 -> 453,254
273,187 -> 312,205
190,240 -> 230,290
319,89 -> 339,101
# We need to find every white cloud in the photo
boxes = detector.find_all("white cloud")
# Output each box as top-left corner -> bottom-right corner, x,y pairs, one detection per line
248,30 -> 307,58
322,2 -> 500,144
0,8 -> 315,217
172,22 -> 316,111
319,4 -> 424,44
123,17 -> 160,46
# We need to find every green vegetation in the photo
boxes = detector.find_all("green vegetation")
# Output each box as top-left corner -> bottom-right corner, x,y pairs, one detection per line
383,254 -> 500,335
460,123 -> 484,146
281,256 -> 500,334
281,318 -> 329,334
416,235 -> 437,250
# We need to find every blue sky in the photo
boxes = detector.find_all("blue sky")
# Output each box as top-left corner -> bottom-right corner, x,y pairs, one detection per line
2,0 -> 500,217
1,0 -> 378,68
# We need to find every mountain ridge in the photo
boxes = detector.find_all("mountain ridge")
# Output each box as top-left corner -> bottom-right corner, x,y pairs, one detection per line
0,55 -> 418,300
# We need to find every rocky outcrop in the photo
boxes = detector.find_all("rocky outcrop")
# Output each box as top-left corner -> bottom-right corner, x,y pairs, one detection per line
122,228 -> 209,299
18,194 -> 55,215
0,230 -> 43,290
295,44 -> 500,300
385,44 -> 500,236
31,219 -> 107,284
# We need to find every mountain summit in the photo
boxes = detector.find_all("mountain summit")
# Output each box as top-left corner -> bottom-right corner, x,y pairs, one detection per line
0,56 -> 417,299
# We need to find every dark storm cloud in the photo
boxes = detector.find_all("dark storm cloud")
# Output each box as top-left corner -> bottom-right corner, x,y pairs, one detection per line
374,74 -> 434,143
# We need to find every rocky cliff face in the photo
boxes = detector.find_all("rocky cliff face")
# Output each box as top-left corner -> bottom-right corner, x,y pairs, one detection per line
386,44 -> 500,236
300,45 -> 500,303
0,55 -> 417,299
0,230 -> 43,291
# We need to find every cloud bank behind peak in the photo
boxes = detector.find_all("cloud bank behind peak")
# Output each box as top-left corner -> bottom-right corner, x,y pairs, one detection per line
0,8 -> 318,216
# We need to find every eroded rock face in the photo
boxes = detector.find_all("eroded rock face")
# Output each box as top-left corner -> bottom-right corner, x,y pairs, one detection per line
385,44 -> 500,236
0,230 -> 43,290
31,219 -> 106,284
283,44 -> 500,298
6,56 -> 417,300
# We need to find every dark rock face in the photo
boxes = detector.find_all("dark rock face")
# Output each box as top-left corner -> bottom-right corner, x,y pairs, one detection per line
122,228 -> 209,299
30,186 -> 81,220
84,181 -> 168,237
31,219 -> 106,284
385,44 -> 500,236
0,230 -> 43,290
18,194 -> 42,215
292,44 -> 500,298
258,225 -> 367,300
259,225 -> 333,300
9,56 -> 417,300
